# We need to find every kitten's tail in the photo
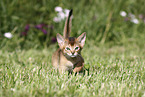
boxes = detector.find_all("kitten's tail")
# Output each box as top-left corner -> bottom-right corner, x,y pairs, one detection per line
63,9 -> 73,39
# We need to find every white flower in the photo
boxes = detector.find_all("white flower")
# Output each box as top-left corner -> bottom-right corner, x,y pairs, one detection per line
128,13 -> 139,24
131,18 -> 139,24
120,11 -> 127,17
53,7 -> 71,23
53,17 -> 61,22
129,13 -> 135,19
55,6 -> 63,12
4,32 -> 13,39
58,12 -> 65,19
64,9 -> 70,17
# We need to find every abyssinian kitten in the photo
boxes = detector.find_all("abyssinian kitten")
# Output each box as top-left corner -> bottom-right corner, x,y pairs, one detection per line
52,9 -> 86,74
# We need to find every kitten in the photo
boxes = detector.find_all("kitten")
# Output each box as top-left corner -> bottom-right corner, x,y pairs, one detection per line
52,9 -> 86,74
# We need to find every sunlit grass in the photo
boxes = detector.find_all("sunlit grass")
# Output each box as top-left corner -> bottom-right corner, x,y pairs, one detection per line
1,43 -> 145,97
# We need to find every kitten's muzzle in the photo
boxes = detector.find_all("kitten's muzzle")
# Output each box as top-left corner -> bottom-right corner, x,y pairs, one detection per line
72,52 -> 75,55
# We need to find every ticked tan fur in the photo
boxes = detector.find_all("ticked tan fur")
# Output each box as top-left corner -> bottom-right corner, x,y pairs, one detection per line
52,9 -> 86,74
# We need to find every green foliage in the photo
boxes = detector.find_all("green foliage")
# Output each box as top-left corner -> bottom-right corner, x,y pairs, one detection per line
0,0 -> 145,50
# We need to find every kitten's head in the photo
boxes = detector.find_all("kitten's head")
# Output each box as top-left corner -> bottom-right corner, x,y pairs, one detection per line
57,32 -> 86,58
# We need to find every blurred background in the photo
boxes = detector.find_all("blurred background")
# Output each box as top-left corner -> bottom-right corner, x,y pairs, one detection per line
0,0 -> 145,51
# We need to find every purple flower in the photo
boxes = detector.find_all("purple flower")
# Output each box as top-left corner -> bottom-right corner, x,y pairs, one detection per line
41,29 -> 47,34
49,25 -> 54,29
21,24 -> 29,36
139,14 -> 144,19
51,37 -> 57,43
25,24 -> 30,32
21,32 -> 27,36
35,24 -> 43,29
124,17 -> 129,21
35,24 -> 48,29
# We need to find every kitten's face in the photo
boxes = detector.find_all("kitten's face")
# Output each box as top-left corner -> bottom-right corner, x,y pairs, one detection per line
63,39 -> 81,57
57,32 -> 86,58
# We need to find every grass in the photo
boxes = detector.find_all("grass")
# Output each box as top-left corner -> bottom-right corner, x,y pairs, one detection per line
1,42 -> 145,97
0,0 -> 145,97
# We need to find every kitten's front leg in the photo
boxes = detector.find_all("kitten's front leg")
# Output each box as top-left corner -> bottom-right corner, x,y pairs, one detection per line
73,62 -> 84,73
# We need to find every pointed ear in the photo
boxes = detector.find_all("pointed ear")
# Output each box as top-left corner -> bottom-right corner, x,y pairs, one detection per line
77,32 -> 86,48
56,33 -> 65,49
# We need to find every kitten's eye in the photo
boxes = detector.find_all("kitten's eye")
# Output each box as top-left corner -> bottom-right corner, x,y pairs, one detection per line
65,47 -> 70,50
75,47 -> 79,50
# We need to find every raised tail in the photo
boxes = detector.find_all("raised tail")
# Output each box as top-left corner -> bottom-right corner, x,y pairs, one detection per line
63,9 -> 73,39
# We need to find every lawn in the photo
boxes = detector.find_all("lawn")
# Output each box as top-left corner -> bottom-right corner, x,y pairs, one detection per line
1,43 -> 145,96
0,0 -> 145,97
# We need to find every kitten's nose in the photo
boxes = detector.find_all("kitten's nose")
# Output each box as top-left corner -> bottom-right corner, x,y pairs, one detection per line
72,52 -> 75,55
